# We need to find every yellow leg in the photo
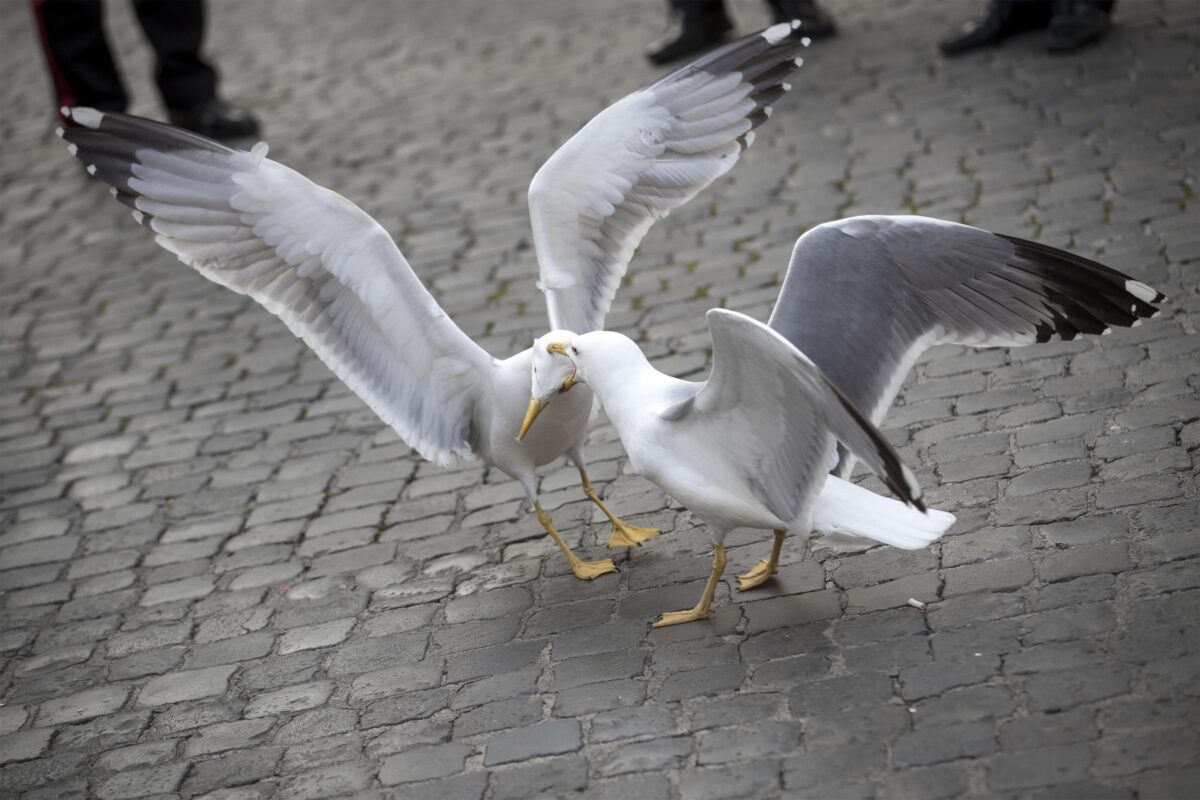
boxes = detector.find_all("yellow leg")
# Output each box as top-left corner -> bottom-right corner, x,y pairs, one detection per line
737,530 -> 786,591
653,544 -> 727,627
579,469 -> 660,548
535,501 -> 617,580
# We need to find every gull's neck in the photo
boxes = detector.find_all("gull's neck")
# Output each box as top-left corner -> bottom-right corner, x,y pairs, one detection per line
582,352 -> 694,432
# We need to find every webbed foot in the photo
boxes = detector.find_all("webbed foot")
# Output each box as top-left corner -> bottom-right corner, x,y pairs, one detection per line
737,559 -> 777,591
652,606 -> 712,627
607,521 -> 661,548
571,557 -> 618,580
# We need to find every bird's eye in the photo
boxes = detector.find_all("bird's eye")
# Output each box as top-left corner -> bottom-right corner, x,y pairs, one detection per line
571,346 -> 579,355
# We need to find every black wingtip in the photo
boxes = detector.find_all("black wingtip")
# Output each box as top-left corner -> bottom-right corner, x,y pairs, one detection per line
832,386 -> 926,512
997,234 -> 1165,333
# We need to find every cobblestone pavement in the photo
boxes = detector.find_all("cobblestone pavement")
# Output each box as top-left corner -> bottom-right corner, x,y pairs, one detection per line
2,0 -> 1198,797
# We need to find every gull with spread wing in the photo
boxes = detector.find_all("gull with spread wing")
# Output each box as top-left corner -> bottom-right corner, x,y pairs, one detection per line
59,21 -> 810,580
525,216 -> 1163,623
541,309 -> 955,626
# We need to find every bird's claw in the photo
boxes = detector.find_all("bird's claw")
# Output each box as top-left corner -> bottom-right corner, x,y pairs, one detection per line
607,521 -> 660,548
571,558 -> 617,580
652,607 -> 711,627
736,559 -> 777,591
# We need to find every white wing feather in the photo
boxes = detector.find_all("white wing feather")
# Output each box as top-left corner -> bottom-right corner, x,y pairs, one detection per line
671,309 -> 927,527
62,109 -> 494,467
530,23 -> 807,333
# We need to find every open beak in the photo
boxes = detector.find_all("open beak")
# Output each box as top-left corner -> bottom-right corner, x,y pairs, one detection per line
517,397 -> 544,441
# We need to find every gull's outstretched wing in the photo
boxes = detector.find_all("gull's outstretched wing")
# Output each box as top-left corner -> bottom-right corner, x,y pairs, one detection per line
661,309 -> 925,529
61,108 -> 495,467
530,21 -> 808,334
767,215 -> 1165,475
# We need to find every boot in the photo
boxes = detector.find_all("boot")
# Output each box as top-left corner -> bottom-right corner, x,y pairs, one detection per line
939,0 -> 1053,56
768,0 -> 837,39
168,98 -> 260,140
1046,0 -> 1111,53
646,1 -> 734,66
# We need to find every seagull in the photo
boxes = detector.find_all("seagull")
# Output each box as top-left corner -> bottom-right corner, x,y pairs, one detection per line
58,21 -> 810,581
526,216 -> 1163,624
543,309 -> 955,626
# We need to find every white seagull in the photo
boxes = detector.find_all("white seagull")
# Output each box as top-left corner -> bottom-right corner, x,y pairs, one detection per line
527,216 -> 1163,625
59,22 -> 811,581
545,309 -> 953,626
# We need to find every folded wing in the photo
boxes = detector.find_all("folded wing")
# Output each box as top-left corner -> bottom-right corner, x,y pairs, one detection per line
530,22 -> 808,334
662,308 -> 925,530
61,108 -> 495,467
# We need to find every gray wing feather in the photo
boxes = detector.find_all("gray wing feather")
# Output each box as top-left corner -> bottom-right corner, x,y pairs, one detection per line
61,108 -> 495,467
768,215 -> 1165,474
675,309 -> 925,526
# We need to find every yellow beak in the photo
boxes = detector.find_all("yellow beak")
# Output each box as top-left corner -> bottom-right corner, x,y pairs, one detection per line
518,396 -> 544,441
546,342 -> 569,356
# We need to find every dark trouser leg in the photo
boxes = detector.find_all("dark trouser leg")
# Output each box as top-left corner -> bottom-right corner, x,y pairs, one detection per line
31,0 -> 128,117
131,0 -> 217,111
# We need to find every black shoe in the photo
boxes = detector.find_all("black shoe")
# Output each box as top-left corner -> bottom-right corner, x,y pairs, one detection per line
646,1 -> 734,66
168,99 -> 260,140
1046,1 -> 1110,53
939,0 -> 1053,56
768,0 -> 837,39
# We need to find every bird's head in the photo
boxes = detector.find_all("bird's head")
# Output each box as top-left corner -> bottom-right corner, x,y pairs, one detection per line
519,329 -> 581,441
557,331 -> 644,386
519,330 -> 644,440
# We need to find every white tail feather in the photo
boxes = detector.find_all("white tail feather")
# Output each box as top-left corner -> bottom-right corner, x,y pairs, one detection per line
811,475 -> 955,550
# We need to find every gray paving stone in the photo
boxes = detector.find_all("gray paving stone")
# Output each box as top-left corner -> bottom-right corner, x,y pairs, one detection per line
94,762 -> 188,799
699,721 -> 802,765
243,681 -> 334,718
51,710 -> 151,754
139,576 -> 214,606
552,649 -> 645,690
327,631 -> 429,676
37,686 -> 130,726
137,665 -> 237,707
378,742 -> 471,784
275,761 -> 374,799
596,734 -> 692,776
681,759 -> 782,800
349,662 -> 444,703
185,719 -> 275,757
277,617 -> 357,654
0,752 -> 90,795
274,708 -> 358,745
94,740 -> 178,772
453,696 -> 543,737
892,720 -> 995,767
490,754 -> 588,800
1,536 -> 78,568
182,746 -> 283,795
2,1 -> 1197,797
188,632 -> 275,668
484,719 -> 582,766
0,728 -> 54,765
431,615 -> 522,653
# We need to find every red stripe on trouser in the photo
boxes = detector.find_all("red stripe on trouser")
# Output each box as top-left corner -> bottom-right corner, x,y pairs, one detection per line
30,0 -> 77,122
